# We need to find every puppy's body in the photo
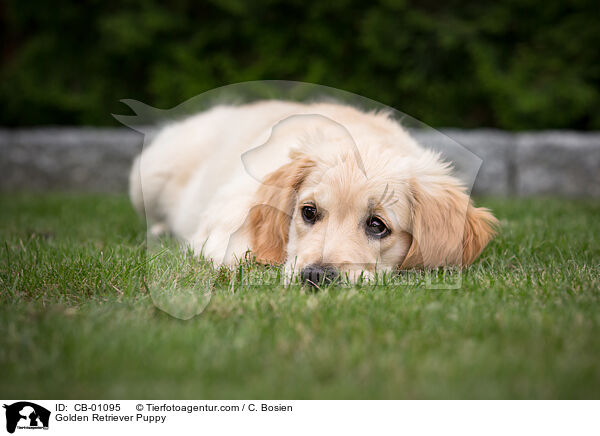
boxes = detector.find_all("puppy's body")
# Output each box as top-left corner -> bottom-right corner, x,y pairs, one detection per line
131,100 -> 497,279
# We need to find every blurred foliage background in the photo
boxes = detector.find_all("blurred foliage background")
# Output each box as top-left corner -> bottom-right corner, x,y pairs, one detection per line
1,0 -> 599,129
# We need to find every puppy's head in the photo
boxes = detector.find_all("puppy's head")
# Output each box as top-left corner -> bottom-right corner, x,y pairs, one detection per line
248,144 -> 497,283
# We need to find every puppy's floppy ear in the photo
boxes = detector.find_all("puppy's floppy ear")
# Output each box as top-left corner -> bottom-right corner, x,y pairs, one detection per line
247,156 -> 314,264
400,167 -> 498,269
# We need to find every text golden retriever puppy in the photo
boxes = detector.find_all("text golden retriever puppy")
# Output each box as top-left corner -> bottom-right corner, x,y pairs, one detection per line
130,101 -> 497,283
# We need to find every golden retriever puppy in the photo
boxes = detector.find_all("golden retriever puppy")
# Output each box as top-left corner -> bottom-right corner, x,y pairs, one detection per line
130,100 -> 497,284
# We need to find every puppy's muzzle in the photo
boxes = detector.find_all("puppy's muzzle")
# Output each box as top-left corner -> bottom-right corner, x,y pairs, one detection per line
301,264 -> 339,287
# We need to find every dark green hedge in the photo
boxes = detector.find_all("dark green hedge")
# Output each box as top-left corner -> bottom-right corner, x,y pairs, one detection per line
1,0 -> 599,129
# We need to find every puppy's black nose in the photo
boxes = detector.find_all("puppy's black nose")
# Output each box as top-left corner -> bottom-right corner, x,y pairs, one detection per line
301,264 -> 339,287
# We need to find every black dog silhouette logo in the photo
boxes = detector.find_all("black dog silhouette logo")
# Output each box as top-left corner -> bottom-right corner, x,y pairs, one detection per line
3,402 -> 50,433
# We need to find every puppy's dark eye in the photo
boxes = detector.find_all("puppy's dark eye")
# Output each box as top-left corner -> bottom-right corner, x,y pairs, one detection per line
301,205 -> 318,224
366,216 -> 390,238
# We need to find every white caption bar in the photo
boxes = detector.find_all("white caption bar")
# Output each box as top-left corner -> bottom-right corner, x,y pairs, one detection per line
1,400 -> 598,435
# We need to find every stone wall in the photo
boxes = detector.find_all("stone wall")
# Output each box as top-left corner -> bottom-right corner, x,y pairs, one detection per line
1,127 -> 599,196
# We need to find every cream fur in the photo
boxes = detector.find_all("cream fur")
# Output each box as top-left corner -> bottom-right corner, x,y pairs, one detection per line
130,100 -> 497,279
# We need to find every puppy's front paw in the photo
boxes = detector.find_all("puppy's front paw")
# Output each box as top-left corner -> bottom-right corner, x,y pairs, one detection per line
150,222 -> 168,236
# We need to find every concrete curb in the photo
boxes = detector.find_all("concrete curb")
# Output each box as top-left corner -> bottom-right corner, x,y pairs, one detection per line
1,127 -> 599,196
1,128 -> 144,192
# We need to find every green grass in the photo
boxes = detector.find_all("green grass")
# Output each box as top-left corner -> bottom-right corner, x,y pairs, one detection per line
1,193 -> 599,398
